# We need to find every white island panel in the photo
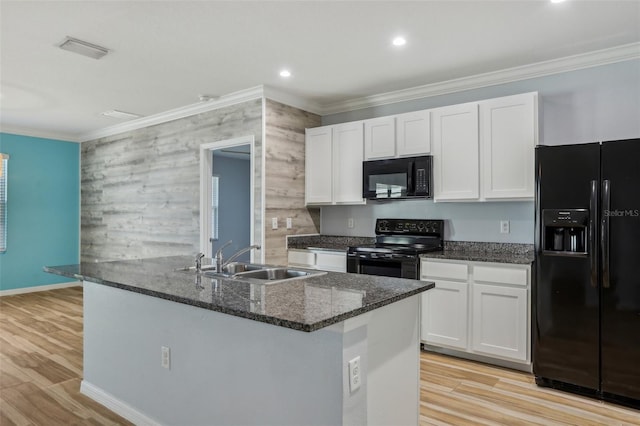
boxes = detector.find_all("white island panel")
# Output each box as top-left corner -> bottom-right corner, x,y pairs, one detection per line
82,280 -> 420,425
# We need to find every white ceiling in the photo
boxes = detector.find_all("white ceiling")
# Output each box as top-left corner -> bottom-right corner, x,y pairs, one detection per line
1,1 -> 639,141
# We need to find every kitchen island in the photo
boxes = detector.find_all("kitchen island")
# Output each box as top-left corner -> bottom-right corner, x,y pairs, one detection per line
46,256 -> 434,426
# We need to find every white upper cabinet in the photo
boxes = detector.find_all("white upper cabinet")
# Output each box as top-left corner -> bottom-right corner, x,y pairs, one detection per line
305,127 -> 333,204
433,92 -> 538,202
363,111 -> 431,161
432,102 -> 480,201
396,110 -> 431,157
364,116 -> 396,160
305,122 -> 364,206
333,122 -> 365,204
306,92 -> 537,204
481,93 -> 537,200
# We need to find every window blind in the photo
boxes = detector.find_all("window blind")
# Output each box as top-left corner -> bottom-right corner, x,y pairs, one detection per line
0,153 -> 8,253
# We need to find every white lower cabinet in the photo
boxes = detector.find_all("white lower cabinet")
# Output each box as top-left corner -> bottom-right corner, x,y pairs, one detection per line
471,284 -> 528,361
421,258 -> 531,366
288,249 -> 346,273
421,279 -> 468,350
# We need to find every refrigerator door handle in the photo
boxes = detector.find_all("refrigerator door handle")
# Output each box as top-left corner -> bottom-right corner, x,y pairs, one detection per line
601,179 -> 611,289
589,180 -> 598,288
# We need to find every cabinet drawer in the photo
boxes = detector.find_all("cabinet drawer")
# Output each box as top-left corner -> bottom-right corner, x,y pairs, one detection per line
315,251 -> 346,272
473,265 -> 528,287
422,260 -> 468,281
288,250 -> 316,267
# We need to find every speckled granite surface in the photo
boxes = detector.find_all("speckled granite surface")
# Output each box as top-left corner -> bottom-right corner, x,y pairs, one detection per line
45,256 -> 433,332
422,241 -> 534,264
287,235 -> 375,251
287,235 -> 534,264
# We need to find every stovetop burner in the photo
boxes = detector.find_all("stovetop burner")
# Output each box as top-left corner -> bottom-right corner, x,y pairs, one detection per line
347,219 -> 444,257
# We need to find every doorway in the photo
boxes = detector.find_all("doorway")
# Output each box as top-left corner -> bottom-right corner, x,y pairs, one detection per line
200,136 -> 256,261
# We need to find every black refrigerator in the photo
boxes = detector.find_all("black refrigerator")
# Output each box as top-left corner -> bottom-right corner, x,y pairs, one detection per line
534,138 -> 640,409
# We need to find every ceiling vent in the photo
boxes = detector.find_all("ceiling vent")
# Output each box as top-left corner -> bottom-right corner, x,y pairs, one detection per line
58,36 -> 110,60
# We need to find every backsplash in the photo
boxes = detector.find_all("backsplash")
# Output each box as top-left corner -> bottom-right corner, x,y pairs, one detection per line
320,200 -> 535,244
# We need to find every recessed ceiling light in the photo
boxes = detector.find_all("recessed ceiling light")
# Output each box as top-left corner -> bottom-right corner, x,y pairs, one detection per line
101,110 -> 142,120
58,36 -> 110,60
392,36 -> 407,47
279,69 -> 292,78
550,0 -> 566,3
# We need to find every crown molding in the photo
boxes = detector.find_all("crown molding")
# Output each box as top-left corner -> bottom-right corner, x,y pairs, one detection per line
319,42 -> 640,115
7,43 -> 637,141
78,85 -> 266,142
0,125 -> 82,143
262,85 -> 323,115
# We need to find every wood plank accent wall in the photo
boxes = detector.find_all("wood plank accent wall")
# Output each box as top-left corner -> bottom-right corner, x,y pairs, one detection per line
264,99 -> 321,265
81,100 -> 263,262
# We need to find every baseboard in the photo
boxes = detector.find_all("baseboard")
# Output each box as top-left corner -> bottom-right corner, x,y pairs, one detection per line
0,281 -> 82,297
80,380 -> 161,426
422,344 -> 533,373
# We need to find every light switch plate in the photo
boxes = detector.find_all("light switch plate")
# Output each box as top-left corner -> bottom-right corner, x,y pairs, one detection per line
272,217 -> 278,230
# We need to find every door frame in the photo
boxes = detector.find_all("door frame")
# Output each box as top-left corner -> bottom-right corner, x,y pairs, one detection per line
199,135 -> 255,258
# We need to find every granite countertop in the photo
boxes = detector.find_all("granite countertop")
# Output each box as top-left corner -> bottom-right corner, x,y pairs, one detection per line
287,235 -> 374,252
288,235 -> 534,265
421,241 -> 534,264
45,256 -> 433,332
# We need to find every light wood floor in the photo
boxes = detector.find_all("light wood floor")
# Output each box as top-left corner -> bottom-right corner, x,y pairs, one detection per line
1,287 -> 639,425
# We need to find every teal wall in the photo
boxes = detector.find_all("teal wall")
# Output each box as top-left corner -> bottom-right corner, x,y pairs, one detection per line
0,133 -> 80,291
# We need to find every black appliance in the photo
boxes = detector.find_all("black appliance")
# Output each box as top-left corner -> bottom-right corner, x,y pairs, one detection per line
347,218 -> 444,279
362,155 -> 432,200
534,139 -> 640,409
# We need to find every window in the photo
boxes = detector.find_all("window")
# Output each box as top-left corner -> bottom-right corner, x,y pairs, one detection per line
211,175 -> 219,242
0,153 -> 8,253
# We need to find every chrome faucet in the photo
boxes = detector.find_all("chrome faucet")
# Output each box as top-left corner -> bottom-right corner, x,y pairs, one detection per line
224,244 -> 261,266
195,252 -> 205,273
216,241 -> 261,272
215,240 -> 233,272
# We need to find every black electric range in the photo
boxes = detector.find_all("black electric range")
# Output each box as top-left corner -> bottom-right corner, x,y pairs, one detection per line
347,219 -> 444,279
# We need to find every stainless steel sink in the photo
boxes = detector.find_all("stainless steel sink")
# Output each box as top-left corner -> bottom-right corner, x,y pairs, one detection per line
220,262 -> 264,275
178,261 -> 325,283
231,267 -> 314,280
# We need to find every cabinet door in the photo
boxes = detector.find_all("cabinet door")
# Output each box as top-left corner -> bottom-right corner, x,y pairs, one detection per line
471,283 -> 528,361
332,122 -> 364,204
315,251 -> 346,272
288,250 -> 316,268
432,103 -> 480,201
481,93 -> 537,200
364,117 -> 396,160
421,280 -> 469,350
396,110 -> 430,157
305,127 -> 333,204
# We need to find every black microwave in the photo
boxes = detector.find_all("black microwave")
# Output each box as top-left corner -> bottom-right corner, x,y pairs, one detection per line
362,155 -> 433,200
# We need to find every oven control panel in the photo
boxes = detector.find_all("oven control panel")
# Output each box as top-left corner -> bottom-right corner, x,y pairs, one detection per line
376,218 -> 444,236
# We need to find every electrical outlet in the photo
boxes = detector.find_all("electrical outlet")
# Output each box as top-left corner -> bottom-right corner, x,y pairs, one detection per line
286,217 -> 292,229
347,218 -> 355,229
500,220 -> 510,234
272,217 -> 278,230
161,346 -> 170,369
348,356 -> 361,393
